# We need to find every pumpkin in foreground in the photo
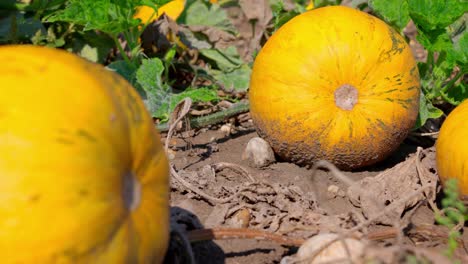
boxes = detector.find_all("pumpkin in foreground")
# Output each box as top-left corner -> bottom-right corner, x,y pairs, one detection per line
0,45 -> 170,263
436,99 -> 468,198
249,6 -> 420,170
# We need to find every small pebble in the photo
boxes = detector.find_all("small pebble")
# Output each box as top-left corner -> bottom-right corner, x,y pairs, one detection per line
227,208 -> 251,228
166,149 -> 176,160
242,137 -> 276,168
327,185 -> 340,199
220,124 -> 233,135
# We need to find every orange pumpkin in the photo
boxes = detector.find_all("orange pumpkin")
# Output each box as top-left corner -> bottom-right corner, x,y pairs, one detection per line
0,45 -> 170,263
436,99 -> 468,197
249,6 -> 420,170
134,0 -> 186,24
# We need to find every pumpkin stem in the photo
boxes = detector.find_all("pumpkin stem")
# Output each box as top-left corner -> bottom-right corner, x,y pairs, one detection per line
122,171 -> 141,211
334,84 -> 358,111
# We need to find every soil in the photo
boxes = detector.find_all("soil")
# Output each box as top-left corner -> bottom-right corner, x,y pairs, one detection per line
163,122 -> 467,263
160,2 -> 467,263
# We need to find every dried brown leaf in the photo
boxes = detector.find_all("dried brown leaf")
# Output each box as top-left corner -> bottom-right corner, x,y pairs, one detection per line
347,148 -> 438,225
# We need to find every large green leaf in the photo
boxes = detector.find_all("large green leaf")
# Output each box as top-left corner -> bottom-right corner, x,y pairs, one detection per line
199,46 -> 243,72
408,0 -> 467,31
210,64 -> 251,92
369,0 -> 410,31
135,57 -> 172,115
182,1 -> 236,34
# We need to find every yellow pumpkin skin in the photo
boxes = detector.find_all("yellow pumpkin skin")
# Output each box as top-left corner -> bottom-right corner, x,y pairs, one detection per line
436,99 -> 468,197
249,6 -> 420,170
0,45 -> 170,263
134,0 -> 185,23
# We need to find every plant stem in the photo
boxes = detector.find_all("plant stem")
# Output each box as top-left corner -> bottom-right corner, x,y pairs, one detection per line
113,35 -> 132,65
156,101 -> 250,132
442,70 -> 465,93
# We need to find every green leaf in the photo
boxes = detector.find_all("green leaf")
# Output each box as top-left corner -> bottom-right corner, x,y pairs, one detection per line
182,1 -> 237,34
66,31 -> 114,63
415,92 -> 444,128
0,11 -> 46,43
369,0 -> 410,31
408,0 -> 467,32
153,87 -> 219,121
107,60 -> 139,87
135,58 -> 173,115
136,58 -> 165,92
199,46 -> 243,72
449,30 -> 468,65
210,64 -> 252,92
44,0 -> 140,36
171,87 -> 219,109
416,29 -> 453,53
446,82 -> 468,105
0,0 -> 67,11
176,27 -> 212,49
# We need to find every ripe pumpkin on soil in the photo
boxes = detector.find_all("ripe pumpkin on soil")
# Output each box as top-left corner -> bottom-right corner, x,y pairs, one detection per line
249,6 -> 420,170
0,45 -> 170,263
436,99 -> 468,198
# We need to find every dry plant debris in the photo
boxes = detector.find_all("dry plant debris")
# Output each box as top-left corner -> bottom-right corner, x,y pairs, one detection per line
347,147 -> 439,225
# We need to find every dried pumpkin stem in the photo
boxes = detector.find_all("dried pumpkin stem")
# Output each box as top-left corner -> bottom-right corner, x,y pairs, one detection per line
334,84 -> 358,111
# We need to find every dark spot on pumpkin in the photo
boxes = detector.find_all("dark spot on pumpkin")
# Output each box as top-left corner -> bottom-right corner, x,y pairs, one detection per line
396,98 -> 414,109
29,194 -> 41,203
56,137 -> 74,145
77,130 -> 96,142
375,119 -> 388,130
377,27 -> 406,63
383,88 -> 398,94
79,189 -> 89,197
410,66 -> 418,77
334,84 -> 358,111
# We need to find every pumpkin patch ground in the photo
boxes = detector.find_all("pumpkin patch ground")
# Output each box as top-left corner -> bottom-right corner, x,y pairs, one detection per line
2,1 -> 467,263
163,117 -> 467,263
157,5 -> 467,264
158,4 -> 467,263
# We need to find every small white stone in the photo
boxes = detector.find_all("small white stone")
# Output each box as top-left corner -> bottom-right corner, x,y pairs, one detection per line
166,149 -> 176,160
242,137 -> 276,168
327,185 -> 340,194
327,185 -> 340,199
295,233 -> 365,264
220,124 -> 232,135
